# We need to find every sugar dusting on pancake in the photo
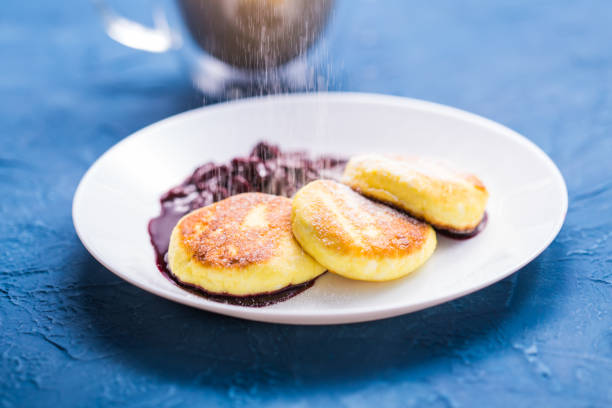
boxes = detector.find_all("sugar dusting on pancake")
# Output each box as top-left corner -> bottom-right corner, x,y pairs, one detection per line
303,180 -> 432,257
342,154 -> 489,232
292,180 -> 437,282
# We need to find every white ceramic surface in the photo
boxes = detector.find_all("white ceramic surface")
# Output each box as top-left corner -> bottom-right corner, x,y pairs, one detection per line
72,93 -> 568,325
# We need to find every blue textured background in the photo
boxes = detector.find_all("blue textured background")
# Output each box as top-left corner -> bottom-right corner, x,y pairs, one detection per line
1,0 -> 611,406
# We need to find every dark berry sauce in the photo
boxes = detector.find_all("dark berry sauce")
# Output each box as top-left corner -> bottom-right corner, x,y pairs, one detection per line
436,212 -> 488,240
154,250 -> 317,307
148,142 -> 347,307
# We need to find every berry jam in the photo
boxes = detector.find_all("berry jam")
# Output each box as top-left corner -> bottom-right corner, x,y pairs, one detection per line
148,142 -> 347,307
436,213 -> 488,240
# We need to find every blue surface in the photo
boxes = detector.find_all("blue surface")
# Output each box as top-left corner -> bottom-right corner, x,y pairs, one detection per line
1,0 -> 611,406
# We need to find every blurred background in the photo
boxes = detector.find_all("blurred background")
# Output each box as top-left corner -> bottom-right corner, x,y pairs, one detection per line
6,0 -> 608,146
1,0 -> 611,406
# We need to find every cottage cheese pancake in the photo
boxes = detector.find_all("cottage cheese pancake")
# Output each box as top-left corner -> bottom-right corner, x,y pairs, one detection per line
342,154 -> 489,232
291,180 -> 436,281
168,193 -> 326,296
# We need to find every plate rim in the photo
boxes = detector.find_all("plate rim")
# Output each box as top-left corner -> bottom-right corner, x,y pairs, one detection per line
72,92 -> 568,325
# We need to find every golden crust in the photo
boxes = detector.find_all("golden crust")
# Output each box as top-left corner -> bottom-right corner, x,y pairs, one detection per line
168,193 -> 326,296
178,193 -> 290,268
294,180 -> 432,257
342,154 -> 489,232
291,180 -> 437,281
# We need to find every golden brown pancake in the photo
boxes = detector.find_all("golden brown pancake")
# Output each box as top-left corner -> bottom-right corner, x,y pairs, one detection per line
342,154 -> 489,232
291,180 -> 437,281
168,193 -> 326,296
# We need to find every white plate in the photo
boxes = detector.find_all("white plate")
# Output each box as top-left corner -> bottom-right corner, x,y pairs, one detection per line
73,93 -> 567,325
